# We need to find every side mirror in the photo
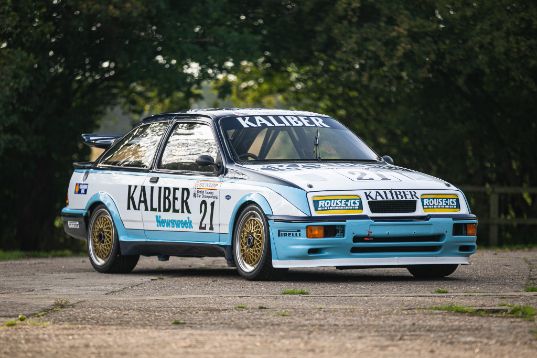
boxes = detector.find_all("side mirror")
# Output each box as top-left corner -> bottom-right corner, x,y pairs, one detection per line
381,155 -> 394,165
195,154 -> 216,167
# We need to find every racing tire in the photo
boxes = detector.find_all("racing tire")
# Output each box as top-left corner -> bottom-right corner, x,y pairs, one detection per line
87,204 -> 139,273
233,204 -> 287,280
407,264 -> 458,279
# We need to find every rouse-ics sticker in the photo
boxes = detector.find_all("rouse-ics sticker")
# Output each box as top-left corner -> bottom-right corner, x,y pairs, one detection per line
421,194 -> 460,212
312,195 -> 363,214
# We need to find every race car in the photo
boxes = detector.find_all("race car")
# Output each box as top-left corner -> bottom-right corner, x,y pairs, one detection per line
61,108 -> 478,280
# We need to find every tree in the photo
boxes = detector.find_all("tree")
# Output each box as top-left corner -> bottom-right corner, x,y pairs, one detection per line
0,0 -> 261,250
224,0 -> 537,188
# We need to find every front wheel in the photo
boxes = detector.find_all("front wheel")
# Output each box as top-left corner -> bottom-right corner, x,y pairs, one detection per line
233,204 -> 286,280
407,264 -> 458,279
87,205 -> 139,273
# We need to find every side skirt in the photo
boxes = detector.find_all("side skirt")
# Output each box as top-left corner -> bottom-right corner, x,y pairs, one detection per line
120,241 -> 231,260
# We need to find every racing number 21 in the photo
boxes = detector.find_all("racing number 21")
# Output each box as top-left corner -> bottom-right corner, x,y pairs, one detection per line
199,200 -> 215,231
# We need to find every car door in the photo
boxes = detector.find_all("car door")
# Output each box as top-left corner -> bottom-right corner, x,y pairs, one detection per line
142,119 -> 221,244
96,121 -> 170,231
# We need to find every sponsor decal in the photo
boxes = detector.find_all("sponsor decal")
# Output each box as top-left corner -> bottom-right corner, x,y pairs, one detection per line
155,215 -> 193,229
312,195 -> 363,214
278,230 -> 301,238
225,195 -> 231,200
127,185 -> 191,213
258,162 -> 402,172
421,194 -> 460,212
67,221 -> 80,229
364,190 -> 418,201
195,181 -> 219,191
74,183 -> 88,195
193,180 -> 219,200
236,115 -> 331,128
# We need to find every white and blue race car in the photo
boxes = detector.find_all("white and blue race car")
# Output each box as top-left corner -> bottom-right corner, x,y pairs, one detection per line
61,109 -> 477,280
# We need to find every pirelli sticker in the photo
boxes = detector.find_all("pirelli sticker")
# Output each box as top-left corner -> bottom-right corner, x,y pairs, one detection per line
312,195 -> 363,215
421,194 -> 460,212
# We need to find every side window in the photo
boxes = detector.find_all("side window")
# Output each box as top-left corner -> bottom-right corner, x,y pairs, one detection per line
158,122 -> 218,172
100,122 -> 169,168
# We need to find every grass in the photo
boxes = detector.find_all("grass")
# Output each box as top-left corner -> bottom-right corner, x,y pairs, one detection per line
506,304 -> 536,321
432,305 -> 476,314
0,250 -> 81,261
4,314 -> 47,328
33,298 -> 72,319
276,310 -> 290,317
171,320 -> 186,325
431,304 -> 536,321
525,286 -> 537,292
53,299 -> 71,309
434,288 -> 449,294
282,289 -> 309,295
235,304 -> 247,310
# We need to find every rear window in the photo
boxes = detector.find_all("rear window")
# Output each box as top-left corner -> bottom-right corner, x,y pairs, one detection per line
99,122 -> 169,168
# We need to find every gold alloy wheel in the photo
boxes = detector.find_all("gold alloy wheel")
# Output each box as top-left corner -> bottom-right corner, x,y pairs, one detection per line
236,212 -> 265,272
89,210 -> 114,264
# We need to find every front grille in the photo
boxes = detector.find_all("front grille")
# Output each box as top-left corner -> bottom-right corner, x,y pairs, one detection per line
350,246 -> 441,253
368,200 -> 416,213
352,235 -> 443,243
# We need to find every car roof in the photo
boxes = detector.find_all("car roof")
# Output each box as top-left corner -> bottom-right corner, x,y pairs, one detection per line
141,108 -> 329,123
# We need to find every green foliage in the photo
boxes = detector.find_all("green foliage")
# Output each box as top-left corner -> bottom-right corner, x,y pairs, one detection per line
434,288 -> 449,294
226,1 -> 537,189
2,1 -> 536,250
0,1 -> 261,250
0,249 -> 80,261
525,286 -> 537,292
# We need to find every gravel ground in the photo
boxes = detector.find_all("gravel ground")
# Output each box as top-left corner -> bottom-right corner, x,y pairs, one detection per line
1,249 -> 536,357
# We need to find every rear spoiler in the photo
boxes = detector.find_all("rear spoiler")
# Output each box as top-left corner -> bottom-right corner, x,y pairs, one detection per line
81,133 -> 121,149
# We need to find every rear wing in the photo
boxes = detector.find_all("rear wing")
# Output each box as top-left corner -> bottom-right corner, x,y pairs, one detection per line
81,133 -> 121,149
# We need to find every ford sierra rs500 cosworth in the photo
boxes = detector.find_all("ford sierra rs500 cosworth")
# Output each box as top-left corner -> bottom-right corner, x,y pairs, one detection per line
61,109 -> 478,280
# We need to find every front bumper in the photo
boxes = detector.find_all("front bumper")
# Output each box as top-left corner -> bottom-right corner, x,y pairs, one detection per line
268,214 -> 477,268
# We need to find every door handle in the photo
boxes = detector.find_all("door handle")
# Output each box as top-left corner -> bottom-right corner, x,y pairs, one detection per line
149,177 -> 159,183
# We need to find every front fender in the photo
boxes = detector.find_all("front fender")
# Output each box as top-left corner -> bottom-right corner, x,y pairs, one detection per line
227,192 -> 272,228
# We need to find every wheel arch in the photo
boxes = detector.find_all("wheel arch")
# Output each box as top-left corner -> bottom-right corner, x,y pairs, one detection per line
84,192 -> 128,239
228,193 -> 272,238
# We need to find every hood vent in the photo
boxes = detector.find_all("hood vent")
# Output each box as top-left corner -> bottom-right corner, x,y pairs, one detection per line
368,200 -> 416,214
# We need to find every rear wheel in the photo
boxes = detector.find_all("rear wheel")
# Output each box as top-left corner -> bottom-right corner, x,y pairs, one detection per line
87,205 -> 139,273
233,204 -> 286,280
407,264 -> 458,278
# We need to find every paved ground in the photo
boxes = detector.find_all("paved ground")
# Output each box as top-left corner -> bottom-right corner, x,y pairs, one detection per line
1,249 -> 536,357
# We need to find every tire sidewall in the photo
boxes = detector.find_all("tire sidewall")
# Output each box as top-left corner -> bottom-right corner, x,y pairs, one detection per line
87,204 -> 121,273
233,204 -> 272,279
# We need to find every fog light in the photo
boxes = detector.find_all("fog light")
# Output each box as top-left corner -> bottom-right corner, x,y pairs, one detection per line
306,226 -> 324,238
466,223 -> 477,236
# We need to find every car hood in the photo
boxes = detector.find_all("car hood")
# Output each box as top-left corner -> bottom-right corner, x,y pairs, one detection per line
239,162 -> 456,192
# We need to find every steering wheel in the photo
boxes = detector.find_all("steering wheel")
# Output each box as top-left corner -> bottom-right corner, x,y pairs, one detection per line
238,152 -> 259,160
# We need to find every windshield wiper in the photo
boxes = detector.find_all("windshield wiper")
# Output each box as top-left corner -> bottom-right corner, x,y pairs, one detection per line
313,127 -> 321,160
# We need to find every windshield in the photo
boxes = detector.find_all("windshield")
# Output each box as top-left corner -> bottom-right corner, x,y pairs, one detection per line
220,115 -> 379,162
